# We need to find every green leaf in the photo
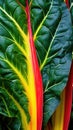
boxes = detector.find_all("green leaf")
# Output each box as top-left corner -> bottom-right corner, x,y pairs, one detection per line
69,0 -> 73,56
0,0 -> 30,128
30,0 -> 73,127
0,0 -> 40,130
0,115 -> 21,130
0,0 -> 73,129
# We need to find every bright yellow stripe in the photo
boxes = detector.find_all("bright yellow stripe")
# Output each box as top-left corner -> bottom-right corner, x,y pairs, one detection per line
4,34 -> 37,130
12,39 -> 27,58
0,7 -> 27,43
26,35 -> 37,130
0,6 -> 37,130
4,59 -> 29,94
52,90 -> 65,130
0,20 -> 27,58
33,1 -> 53,40
0,35 -> 27,58
40,29 -> 57,70
6,90 -> 29,130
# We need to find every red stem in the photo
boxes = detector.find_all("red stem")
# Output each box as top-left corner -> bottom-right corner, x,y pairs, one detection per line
63,60 -> 73,130
48,121 -> 52,130
65,0 -> 70,8
26,1 -> 43,130
64,1 -> 73,129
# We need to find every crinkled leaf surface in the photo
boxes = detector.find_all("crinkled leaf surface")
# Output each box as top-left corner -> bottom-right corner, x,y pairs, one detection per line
0,0 -> 43,130
0,0 -> 73,130
69,0 -> 73,54
0,0 -> 30,129
30,0 -> 72,127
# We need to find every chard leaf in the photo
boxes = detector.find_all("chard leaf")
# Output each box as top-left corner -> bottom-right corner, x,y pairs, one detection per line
30,0 -> 73,127
0,0 -> 30,129
0,115 -> 21,130
69,0 -> 73,54
0,0 -> 43,130
0,0 -> 73,129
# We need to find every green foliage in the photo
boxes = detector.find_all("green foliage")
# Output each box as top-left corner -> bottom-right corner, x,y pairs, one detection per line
0,0 -> 73,129
30,0 -> 72,127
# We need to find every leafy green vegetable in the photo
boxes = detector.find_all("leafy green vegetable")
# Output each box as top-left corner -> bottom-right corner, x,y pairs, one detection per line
69,0 -> 73,54
0,0 -> 43,130
0,0 -> 73,129
0,0 -> 30,128
30,0 -> 72,127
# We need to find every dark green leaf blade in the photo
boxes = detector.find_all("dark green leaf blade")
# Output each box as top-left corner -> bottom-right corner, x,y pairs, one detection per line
0,115 -> 20,130
0,0 -> 73,129
0,0 -> 30,129
31,0 -> 73,127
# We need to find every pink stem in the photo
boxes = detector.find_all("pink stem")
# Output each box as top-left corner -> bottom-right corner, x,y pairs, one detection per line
63,60 -> 73,130
26,1 -> 43,130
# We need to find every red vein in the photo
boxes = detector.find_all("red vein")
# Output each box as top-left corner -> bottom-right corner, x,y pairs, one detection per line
65,0 -> 70,8
63,60 -> 73,130
26,0 -> 43,130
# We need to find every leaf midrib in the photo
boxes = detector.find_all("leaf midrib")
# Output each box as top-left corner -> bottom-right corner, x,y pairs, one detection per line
0,58 -> 29,94
33,0 -> 53,40
0,6 -> 27,44
40,17 -> 61,70
1,87 -> 29,130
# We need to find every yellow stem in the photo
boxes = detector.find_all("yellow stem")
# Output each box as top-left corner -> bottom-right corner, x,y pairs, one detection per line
51,89 -> 65,130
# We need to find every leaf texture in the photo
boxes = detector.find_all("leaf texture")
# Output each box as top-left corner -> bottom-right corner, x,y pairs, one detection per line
0,0 -> 73,129
0,0 -> 43,130
30,0 -> 72,127
0,1 -> 30,129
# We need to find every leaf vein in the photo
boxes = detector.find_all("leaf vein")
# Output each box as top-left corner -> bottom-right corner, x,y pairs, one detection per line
40,18 -> 61,70
0,6 -> 27,43
33,0 -> 53,40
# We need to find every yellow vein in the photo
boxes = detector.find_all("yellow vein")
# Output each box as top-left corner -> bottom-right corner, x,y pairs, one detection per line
44,97 -> 55,104
1,82 -> 11,117
33,1 -> 53,40
3,59 -> 29,94
40,34 -> 56,70
0,35 -> 27,58
40,19 -> 61,70
5,89 -> 29,130
44,80 -> 50,94
0,6 -> 27,43
29,0 -> 33,7
0,22 -> 27,58
12,39 -> 27,58
16,0 -> 26,13
0,96 -> 11,117
44,81 -> 62,93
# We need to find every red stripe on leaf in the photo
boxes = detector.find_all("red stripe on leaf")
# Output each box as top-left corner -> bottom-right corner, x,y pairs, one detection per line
46,61 -> 73,130
65,0 -> 70,8
63,61 -> 73,130
26,1 -> 43,130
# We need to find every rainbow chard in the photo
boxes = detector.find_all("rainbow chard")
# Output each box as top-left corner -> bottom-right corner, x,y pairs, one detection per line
0,0 -> 73,130
45,0 -> 73,129
0,0 -> 43,130
39,0 -> 72,128
65,0 -> 70,8
48,61 -> 73,130
68,0 -> 73,128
